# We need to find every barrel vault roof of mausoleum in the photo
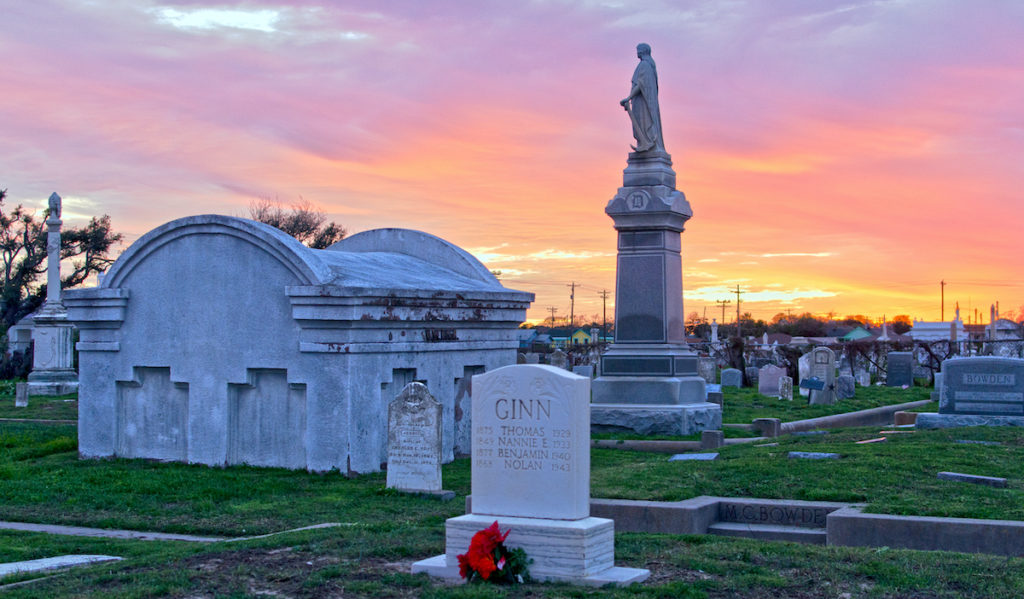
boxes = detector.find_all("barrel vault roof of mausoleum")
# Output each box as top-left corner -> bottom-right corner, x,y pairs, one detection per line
101,215 -> 333,289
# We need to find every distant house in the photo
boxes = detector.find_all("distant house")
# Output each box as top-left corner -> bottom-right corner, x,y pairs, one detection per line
842,327 -> 873,342
516,329 -> 538,351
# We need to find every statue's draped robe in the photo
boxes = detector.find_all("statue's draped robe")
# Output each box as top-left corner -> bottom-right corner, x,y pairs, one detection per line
628,56 -> 664,152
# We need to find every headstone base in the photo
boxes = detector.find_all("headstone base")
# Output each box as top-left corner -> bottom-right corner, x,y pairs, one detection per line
26,370 -> 79,397
915,414 -> 1024,429
412,514 -> 649,586
590,402 -> 721,436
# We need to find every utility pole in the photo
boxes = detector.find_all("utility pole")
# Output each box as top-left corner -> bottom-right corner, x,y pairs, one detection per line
715,299 -> 731,324
734,285 -> 744,338
567,281 -> 577,330
941,279 -> 946,321
599,289 -> 610,342
547,306 -> 558,327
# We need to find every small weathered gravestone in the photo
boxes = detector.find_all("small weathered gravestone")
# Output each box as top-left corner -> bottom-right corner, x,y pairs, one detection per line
386,383 -> 451,499
856,370 -> 871,387
886,352 -> 914,387
721,368 -> 742,388
917,357 -> 1024,429
778,376 -> 793,401
549,349 -> 568,370
758,364 -> 786,397
836,375 -> 856,399
15,382 -> 29,407
525,353 -> 540,364
698,357 -> 717,384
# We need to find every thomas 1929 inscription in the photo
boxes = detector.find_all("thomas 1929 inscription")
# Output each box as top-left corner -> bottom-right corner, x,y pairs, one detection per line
471,365 -> 591,520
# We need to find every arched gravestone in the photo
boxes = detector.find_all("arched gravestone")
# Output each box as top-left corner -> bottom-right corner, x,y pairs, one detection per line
808,347 -> 837,405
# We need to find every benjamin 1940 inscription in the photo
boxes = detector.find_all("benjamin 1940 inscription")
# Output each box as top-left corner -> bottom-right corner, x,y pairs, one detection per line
471,365 -> 590,521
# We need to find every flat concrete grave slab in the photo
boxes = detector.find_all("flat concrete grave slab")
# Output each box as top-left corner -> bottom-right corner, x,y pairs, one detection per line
937,472 -> 1008,488
0,555 -> 121,577
788,452 -> 840,460
792,430 -> 829,436
854,437 -> 886,444
955,439 -> 1002,446
0,521 -> 226,542
669,453 -> 719,461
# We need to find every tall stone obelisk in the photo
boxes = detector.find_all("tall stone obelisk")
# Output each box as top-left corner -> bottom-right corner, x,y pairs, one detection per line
27,193 -> 79,396
591,44 -> 721,435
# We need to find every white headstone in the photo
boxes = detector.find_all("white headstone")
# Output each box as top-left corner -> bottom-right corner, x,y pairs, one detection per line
386,383 -> 443,493
471,364 -> 590,520
798,353 -> 811,397
15,382 -> 28,407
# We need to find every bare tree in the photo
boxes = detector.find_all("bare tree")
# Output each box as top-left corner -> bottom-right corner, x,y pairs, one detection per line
248,197 -> 346,249
0,188 -> 122,328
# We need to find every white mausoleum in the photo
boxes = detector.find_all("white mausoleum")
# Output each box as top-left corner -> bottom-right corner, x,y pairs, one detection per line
65,215 -> 532,473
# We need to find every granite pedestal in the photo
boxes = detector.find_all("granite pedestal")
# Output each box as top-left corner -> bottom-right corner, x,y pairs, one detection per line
591,151 -> 720,435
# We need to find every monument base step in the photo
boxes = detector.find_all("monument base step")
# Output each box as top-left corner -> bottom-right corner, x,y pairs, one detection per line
591,402 -> 721,436
707,522 -> 827,544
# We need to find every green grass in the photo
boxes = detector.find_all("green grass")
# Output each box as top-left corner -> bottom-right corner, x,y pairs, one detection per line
0,391 -> 78,421
722,384 -> 933,424
591,425 -> 1024,520
4,384 -> 1024,597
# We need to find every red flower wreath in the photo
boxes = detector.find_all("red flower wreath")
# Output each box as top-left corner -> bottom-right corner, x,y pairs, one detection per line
456,521 -> 531,584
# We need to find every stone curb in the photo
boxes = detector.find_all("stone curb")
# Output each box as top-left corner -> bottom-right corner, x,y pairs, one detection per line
586,497 -> 1024,557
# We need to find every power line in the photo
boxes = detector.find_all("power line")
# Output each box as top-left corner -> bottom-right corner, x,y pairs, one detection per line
567,281 -> 577,330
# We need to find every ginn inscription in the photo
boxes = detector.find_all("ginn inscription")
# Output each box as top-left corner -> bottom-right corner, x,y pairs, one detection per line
494,398 -> 551,420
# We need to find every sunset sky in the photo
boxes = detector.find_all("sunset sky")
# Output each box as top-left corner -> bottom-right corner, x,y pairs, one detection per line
4,1 -> 1023,326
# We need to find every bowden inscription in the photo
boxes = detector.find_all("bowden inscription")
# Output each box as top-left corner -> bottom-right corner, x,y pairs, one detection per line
720,503 -> 831,527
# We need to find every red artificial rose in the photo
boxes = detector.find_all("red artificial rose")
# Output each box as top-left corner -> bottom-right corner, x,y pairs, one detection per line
458,521 -> 512,581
